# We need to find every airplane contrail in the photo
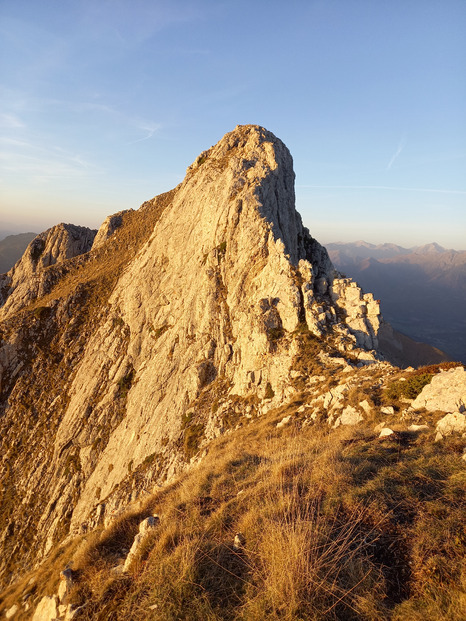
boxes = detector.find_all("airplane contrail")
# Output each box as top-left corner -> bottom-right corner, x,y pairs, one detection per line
386,137 -> 407,170
297,185 -> 466,195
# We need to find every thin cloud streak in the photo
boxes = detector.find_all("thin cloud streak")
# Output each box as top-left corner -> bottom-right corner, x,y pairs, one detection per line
386,137 -> 407,170
0,113 -> 25,128
128,122 -> 161,144
298,185 -> 466,195
0,136 -> 101,181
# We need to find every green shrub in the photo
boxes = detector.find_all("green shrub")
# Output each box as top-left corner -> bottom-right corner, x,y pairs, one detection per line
385,372 -> 434,401
264,382 -> 275,399
184,424 -> 204,459
117,368 -> 135,398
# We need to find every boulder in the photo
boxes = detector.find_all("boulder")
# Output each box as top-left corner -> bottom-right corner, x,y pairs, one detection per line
333,405 -> 363,428
379,428 -> 395,438
435,412 -> 466,439
233,532 -> 246,550
57,568 -> 75,603
411,367 -> 466,413
32,596 -> 58,621
407,424 -> 429,433
139,515 -> 160,534
123,516 -> 160,572
381,406 -> 395,415
359,400 -> 373,415
5,604 -> 19,619
277,415 -> 292,428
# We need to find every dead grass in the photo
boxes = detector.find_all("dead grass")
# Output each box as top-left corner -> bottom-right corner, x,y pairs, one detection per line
16,408 -> 461,621
3,368 -> 465,620
0,537 -> 83,620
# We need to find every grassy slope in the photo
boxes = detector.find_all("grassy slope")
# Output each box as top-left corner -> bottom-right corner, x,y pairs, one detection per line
2,375 -> 464,621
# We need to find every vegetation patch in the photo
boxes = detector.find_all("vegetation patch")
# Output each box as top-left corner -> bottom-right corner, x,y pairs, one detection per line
183,423 -> 205,460
214,241 -> 227,263
149,324 -> 171,340
32,306 -> 49,320
385,372 -> 434,401
117,367 -> 135,399
264,382 -> 275,400
384,362 -> 464,405
266,326 -> 284,341
5,412 -> 465,620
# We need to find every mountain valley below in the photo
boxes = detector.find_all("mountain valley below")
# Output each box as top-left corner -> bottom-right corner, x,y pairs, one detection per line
326,241 -> 466,364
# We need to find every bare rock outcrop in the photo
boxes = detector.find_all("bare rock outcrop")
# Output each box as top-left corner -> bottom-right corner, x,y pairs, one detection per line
92,210 -> 130,250
123,515 -> 160,572
436,412 -> 466,440
0,223 -> 96,319
0,125 -> 412,589
411,366 -> 466,412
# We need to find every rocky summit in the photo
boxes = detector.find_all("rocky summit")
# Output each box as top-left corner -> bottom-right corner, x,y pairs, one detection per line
0,126 -> 464,620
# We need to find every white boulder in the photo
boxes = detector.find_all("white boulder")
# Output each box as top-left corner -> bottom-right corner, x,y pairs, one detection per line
435,412 -> 466,439
411,367 -> 466,413
379,428 -> 395,438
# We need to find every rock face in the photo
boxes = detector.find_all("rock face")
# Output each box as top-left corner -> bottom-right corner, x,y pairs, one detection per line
0,125 -> 439,589
92,210 -> 130,250
0,223 -> 96,319
31,595 -> 57,621
0,232 -> 37,273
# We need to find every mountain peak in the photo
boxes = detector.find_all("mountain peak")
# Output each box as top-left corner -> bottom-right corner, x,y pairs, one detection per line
0,126 -> 447,593
414,242 -> 446,254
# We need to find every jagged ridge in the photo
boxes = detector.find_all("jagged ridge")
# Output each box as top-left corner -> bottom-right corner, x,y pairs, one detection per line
0,125 -> 450,597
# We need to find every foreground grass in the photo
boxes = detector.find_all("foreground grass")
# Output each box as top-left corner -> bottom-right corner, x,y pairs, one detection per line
41,413 -> 465,621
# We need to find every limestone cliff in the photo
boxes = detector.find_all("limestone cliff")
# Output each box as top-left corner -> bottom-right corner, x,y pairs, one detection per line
0,125 -> 442,591
0,224 -> 97,319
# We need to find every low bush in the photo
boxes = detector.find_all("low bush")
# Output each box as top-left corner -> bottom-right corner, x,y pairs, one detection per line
385,372 -> 434,401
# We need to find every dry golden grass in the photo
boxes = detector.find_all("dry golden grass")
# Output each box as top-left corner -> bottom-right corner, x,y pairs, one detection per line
1,320 -> 465,620
0,537 -> 83,620
11,407 -> 461,621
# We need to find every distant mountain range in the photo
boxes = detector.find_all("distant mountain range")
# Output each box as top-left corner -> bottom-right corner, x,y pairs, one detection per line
326,241 -> 466,363
0,232 -> 37,273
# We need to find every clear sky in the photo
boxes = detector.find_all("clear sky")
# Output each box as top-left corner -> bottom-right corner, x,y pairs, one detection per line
1,0 -> 465,249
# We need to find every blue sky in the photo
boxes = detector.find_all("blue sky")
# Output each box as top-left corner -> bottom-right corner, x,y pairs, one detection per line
1,0 -> 465,249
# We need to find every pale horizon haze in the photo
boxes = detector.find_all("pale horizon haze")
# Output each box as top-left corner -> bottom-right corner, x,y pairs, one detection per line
1,0 -> 465,250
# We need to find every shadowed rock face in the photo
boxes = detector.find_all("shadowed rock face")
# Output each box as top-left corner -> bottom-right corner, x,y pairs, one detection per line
0,125 -> 441,587
92,211 -> 130,250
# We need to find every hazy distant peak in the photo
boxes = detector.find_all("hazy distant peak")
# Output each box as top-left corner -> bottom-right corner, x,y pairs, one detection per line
0,232 -> 37,273
413,242 -> 447,254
